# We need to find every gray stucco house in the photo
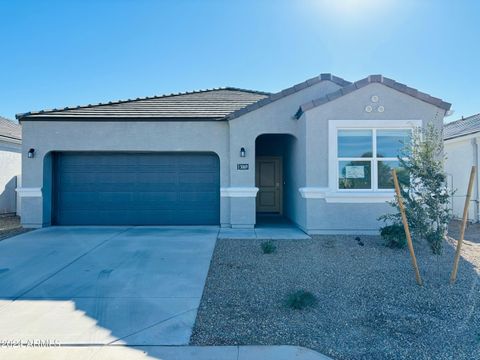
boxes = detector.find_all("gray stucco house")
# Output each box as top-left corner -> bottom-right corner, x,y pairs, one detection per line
0,116 -> 21,214
444,113 -> 480,222
16,73 -> 451,234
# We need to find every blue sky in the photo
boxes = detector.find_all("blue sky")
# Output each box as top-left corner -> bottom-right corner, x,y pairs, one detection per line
1,0 -> 478,122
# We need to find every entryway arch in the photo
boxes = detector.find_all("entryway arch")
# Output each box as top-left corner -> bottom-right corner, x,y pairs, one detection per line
255,133 -> 298,224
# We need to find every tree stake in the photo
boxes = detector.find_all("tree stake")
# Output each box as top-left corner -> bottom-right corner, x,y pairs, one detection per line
450,166 -> 476,284
392,169 -> 423,286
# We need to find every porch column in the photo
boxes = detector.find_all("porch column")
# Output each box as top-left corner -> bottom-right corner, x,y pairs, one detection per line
221,187 -> 258,228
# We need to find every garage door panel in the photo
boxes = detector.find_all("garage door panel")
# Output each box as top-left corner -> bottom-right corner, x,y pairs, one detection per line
53,152 -> 220,225
178,183 -> 217,191
138,172 -> 177,183
60,172 -> 139,186
59,192 -> 183,208
80,182 -> 179,192
179,172 -> 218,182
178,184 -> 218,192
177,192 -> 217,201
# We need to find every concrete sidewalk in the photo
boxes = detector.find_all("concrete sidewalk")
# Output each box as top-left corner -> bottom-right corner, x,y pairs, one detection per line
218,225 -> 310,240
0,345 -> 332,360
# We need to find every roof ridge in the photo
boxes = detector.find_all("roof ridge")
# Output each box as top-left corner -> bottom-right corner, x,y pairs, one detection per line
222,86 -> 271,96
16,87 -> 270,119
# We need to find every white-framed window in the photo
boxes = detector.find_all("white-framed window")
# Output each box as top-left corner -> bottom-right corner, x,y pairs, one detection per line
337,128 -> 412,191
328,120 -> 422,195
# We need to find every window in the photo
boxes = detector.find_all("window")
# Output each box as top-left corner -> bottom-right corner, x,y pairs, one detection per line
337,128 -> 411,191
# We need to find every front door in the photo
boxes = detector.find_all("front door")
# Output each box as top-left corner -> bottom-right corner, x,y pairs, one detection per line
255,156 -> 282,213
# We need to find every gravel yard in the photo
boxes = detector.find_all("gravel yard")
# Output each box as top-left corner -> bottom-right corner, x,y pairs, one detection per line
0,214 -> 29,240
191,221 -> 480,360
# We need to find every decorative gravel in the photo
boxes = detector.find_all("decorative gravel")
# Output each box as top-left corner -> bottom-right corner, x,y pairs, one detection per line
191,221 -> 480,360
0,214 -> 30,241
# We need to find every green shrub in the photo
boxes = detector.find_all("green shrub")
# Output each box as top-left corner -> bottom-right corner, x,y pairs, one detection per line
379,123 -> 453,254
261,241 -> 276,254
380,223 -> 407,248
286,290 -> 317,310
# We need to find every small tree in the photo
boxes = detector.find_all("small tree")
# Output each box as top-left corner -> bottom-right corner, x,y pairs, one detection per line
379,123 -> 453,254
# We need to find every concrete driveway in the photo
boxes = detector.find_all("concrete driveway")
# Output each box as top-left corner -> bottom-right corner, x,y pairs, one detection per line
0,226 -> 218,346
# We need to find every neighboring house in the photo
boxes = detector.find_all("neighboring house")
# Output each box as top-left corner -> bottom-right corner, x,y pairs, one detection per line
0,116 -> 22,214
444,113 -> 480,222
16,73 -> 451,233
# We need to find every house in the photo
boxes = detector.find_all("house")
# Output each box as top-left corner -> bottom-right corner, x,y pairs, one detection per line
16,74 -> 451,234
0,116 -> 22,214
444,113 -> 480,222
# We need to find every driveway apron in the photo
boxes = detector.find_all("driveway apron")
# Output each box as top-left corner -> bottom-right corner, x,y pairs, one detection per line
0,226 -> 218,346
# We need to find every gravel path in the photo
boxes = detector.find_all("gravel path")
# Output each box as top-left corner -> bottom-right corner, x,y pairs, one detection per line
0,214 -> 30,241
191,221 -> 480,360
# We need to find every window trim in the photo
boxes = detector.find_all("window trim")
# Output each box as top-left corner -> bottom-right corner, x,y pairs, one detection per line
328,120 -> 422,198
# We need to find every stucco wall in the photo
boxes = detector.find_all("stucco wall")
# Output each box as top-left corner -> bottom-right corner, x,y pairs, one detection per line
0,140 -> 21,214
228,79 -> 342,228
302,83 -> 446,233
444,135 -> 478,221
20,120 -> 230,227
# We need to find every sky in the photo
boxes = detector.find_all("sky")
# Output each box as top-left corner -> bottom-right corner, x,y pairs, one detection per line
1,0 -> 479,122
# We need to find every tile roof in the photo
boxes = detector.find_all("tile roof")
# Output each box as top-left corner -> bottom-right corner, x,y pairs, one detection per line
0,116 -> 21,141
17,87 -> 270,121
444,113 -> 480,140
297,74 -> 451,118
226,73 -> 351,120
16,74 -> 451,123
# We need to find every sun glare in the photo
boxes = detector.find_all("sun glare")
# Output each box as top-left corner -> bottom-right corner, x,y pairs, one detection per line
314,0 -> 396,21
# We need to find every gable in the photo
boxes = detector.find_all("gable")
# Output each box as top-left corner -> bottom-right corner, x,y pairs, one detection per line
297,75 -> 451,119
301,82 -> 447,134
227,73 -> 351,120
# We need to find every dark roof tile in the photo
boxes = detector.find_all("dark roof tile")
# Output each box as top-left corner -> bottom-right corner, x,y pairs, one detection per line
0,116 -> 21,141
444,113 -> 480,140
313,97 -> 329,107
18,88 -> 270,121
327,90 -> 343,101
369,74 -> 383,82
354,78 -> 370,88
381,77 -> 396,87
331,75 -> 351,87
340,83 -> 356,95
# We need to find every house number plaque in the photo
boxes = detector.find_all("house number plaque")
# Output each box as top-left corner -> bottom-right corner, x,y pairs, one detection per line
237,164 -> 249,170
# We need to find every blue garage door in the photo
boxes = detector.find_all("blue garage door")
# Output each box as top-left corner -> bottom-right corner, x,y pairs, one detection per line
53,152 -> 220,225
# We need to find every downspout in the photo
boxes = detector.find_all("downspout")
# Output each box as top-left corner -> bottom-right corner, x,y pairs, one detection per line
472,138 -> 479,222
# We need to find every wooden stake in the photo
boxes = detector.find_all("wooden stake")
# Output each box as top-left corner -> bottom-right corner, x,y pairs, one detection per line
450,166 -> 476,284
392,169 -> 423,286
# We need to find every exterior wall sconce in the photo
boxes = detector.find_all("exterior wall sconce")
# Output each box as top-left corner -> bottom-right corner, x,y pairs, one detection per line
240,147 -> 246,157
27,148 -> 35,158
